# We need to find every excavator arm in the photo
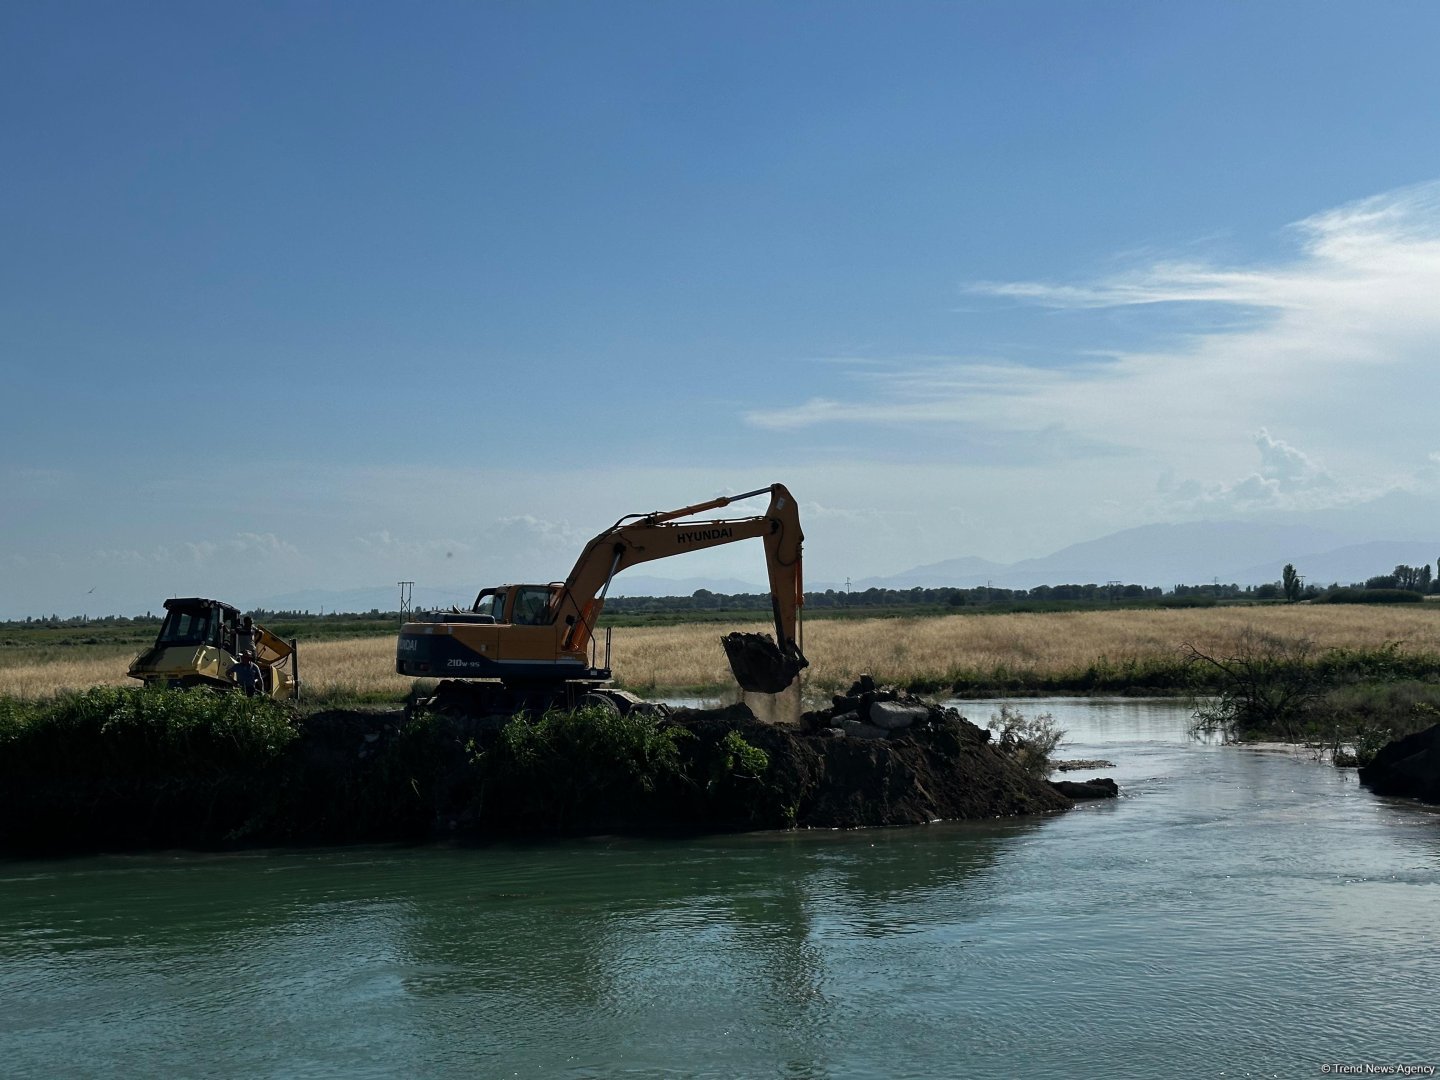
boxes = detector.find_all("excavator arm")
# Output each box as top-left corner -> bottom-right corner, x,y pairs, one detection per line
553,484 -> 806,689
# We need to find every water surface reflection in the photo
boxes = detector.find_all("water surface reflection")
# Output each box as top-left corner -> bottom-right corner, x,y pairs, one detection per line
3,700 -> 1438,1077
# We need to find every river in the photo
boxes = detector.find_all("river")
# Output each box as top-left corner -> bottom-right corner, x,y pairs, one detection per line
1,698 -> 1436,1078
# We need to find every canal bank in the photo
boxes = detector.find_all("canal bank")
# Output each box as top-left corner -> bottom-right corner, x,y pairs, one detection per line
0,685 -> 1082,855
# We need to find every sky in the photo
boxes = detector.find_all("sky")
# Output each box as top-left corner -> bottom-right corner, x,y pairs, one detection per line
6,1 -> 1440,618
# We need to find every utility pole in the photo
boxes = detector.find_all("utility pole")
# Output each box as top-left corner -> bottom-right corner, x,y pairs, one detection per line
397,581 -> 414,622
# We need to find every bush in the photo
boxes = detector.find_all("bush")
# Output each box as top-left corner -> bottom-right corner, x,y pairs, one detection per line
717,729 -> 770,781
1317,684 -> 1440,767
987,704 -> 1066,778
1316,588 -> 1424,605
470,705 -> 691,829
1185,630 -> 1322,741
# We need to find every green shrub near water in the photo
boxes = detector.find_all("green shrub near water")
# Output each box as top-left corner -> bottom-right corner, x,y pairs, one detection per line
1184,635 -> 1440,765
986,704 -> 1066,778
469,705 -> 692,829
717,729 -> 770,780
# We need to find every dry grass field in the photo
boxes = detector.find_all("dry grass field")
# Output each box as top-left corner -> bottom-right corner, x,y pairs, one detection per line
4,604 -> 1440,701
610,603 -> 1440,692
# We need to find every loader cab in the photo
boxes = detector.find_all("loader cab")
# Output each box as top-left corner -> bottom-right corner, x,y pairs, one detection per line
155,598 -> 239,650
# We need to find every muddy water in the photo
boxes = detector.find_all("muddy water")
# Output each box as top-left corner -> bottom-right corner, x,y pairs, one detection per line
2,698 -> 1437,1078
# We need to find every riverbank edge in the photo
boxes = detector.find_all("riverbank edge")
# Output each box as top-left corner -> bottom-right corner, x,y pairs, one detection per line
0,694 -> 1082,856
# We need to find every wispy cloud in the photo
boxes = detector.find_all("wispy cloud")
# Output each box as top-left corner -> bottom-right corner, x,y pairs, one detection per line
95,533 -> 302,567
745,181 -> 1440,510
355,530 -> 473,560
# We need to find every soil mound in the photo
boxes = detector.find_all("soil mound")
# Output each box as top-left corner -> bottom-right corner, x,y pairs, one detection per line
1357,722 -> 1440,804
0,681 -> 1082,853
665,676 -> 1071,828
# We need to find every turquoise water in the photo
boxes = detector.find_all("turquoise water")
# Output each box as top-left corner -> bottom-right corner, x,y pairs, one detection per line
2,699 -> 1437,1078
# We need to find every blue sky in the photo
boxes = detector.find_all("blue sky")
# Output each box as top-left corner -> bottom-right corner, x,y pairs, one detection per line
6,1 -> 1440,617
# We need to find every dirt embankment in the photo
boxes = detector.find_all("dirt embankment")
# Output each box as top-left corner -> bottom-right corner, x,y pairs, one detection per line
1358,722 -> 1440,804
273,679 -> 1079,839
0,681 -> 1096,854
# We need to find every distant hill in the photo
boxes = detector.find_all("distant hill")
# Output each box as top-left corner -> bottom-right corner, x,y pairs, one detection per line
855,522 -> 1438,590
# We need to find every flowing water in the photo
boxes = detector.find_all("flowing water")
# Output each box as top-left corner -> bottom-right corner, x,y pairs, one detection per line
2,699 -> 1437,1078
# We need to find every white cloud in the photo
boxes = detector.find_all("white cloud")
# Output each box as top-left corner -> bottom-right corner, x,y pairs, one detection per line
1156,429 -> 1353,514
1253,429 -> 1333,493
354,530 -> 472,561
746,181 -> 1440,504
230,532 -> 301,558
184,541 -> 219,563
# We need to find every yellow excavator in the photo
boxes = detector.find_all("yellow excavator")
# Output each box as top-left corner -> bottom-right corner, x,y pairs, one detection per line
128,598 -> 300,700
396,483 -> 806,715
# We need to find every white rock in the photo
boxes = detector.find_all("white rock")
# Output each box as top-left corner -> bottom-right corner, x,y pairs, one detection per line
868,701 -> 929,730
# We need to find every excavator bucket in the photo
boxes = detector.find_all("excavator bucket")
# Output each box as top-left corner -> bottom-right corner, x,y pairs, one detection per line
722,632 -> 808,694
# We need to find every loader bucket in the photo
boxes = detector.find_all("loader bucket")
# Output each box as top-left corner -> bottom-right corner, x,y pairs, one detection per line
722,632 -> 808,694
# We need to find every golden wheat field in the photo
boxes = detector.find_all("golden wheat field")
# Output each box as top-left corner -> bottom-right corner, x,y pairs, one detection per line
4,604 -> 1440,701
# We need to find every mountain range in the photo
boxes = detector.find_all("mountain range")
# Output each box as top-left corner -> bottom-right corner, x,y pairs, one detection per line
844,523 -> 1438,591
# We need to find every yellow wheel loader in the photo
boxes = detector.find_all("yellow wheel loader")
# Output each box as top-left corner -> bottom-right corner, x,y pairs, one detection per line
396,483 -> 806,716
128,597 -> 300,700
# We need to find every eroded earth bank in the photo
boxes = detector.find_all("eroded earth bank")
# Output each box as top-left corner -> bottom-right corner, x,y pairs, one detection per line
0,679 -> 1117,854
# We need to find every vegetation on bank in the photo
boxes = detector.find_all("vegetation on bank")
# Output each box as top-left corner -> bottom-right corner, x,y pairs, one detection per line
987,704 -> 1066,778
0,688 -> 713,850
1185,631 -> 1440,765
0,687 -> 301,850
3,688 -> 1006,852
